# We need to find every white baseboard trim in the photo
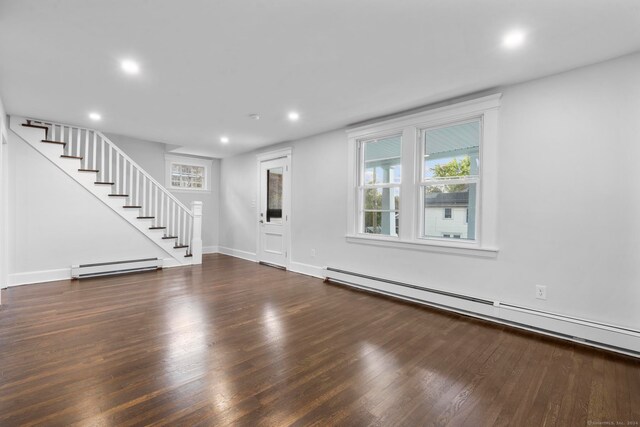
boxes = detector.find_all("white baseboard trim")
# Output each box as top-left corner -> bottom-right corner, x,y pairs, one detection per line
8,268 -> 72,287
289,261 -> 324,279
7,257 -> 187,286
161,258 -> 183,269
218,246 -> 257,262
203,245 -> 219,254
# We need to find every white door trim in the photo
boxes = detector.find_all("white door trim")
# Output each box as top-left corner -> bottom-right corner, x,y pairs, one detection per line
257,147 -> 293,162
256,148 -> 292,269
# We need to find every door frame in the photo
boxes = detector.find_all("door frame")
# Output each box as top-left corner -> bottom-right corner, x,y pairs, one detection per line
256,147 -> 292,269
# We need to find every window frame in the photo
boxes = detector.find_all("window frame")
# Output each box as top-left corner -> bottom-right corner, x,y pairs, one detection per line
164,154 -> 213,193
346,94 -> 501,257
418,117 -> 482,243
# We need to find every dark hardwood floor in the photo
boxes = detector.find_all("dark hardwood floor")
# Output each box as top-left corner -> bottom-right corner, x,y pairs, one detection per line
0,254 -> 638,426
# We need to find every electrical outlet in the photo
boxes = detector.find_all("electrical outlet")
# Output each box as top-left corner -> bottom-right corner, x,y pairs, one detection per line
310,249 -> 316,257
536,285 -> 547,300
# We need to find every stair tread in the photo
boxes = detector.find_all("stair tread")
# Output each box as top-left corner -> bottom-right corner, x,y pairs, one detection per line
95,182 -> 115,185
108,194 -> 129,197
78,169 -> 99,172
184,254 -> 193,257
60,155 -> 83,159
137,216 -> 155,219
162,236 -> 178,239
42,139 -> 65,145
22,123 -> 49,131
174,245 -> 189,249
123,205 -> 142,208
149,226 -> 166,230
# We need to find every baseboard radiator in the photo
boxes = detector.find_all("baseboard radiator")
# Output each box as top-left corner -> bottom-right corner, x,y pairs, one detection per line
72,258 -> 162,279
324,267 -> 640,358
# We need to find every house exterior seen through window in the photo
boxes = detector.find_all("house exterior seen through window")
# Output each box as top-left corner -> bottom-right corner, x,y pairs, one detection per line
422,120 -> 480,241
164,154 -> 212,192
171,164 -> 205,189
360,135 -> 401,236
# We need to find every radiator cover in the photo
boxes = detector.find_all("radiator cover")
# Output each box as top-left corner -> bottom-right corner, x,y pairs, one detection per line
72,258 -> 162,279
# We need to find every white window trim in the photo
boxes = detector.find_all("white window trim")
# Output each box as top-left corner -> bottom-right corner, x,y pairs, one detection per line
346,94 -> 501,257
164,154 -> 213,193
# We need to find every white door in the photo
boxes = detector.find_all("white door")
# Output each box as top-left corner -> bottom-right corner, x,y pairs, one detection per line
258,155 -> 290,268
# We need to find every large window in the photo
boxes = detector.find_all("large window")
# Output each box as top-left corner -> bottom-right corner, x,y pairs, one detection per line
359,135 -> 401,236
346,94 -> 500,255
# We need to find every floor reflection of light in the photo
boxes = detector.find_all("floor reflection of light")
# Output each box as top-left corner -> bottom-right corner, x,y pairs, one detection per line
263,304 -> 284,341
262,303 -> 287,378
164,298 -> 209,385
360,342 -> 398,376
358,342 -> 402,413
163,297 -> 240,421
75,389 -> 108,425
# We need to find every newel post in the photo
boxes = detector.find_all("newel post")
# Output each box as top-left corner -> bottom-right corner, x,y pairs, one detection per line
191,201 -> 203,264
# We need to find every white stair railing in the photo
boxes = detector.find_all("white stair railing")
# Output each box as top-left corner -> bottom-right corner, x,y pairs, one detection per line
29,119 -> 200,260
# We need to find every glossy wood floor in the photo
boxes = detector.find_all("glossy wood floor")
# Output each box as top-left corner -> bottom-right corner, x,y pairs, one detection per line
1,254 -> 639,426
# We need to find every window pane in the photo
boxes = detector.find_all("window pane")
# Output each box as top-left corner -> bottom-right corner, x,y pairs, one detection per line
171,164 -> 205,189
364,187 -> 400,210
267,167 -> 283,222
363,135 -> 402,184
363,211 -> 399,237
424,121 -> 480,180
423,183 -> 477,240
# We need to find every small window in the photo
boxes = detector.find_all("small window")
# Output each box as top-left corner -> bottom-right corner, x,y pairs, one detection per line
171,164 -> 204,189
444,208 -> 452,219
165,155 -> 212,192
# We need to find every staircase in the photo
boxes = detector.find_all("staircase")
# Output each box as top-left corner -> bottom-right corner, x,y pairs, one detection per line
9,116 -> 202,266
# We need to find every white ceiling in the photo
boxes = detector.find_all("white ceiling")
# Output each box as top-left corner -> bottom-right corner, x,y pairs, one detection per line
1,0 -> 639,158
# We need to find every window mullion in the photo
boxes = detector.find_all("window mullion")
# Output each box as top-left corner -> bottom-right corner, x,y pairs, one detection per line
399,126 -> 417,241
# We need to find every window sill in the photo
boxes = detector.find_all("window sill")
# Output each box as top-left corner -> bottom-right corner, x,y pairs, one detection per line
168,187 -> 211,194
345,234 -> 498,258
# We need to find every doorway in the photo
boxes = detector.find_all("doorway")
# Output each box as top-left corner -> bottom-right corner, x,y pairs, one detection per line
257,149 -> 291,268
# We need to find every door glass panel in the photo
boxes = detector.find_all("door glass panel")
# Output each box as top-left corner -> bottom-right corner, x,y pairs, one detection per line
267,167 -> 283,223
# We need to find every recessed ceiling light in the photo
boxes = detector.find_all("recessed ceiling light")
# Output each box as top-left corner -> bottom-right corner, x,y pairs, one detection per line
89,112 -> 101,121
502,30 -> 526,49
220,136 -> 229,144
249,114 -> 261,120
288,111 -> 300,121
121,59 -> 140,75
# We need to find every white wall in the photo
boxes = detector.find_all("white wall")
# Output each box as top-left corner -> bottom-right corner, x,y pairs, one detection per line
106,133 -> 220,251
219,151 -> 258,256
0,94 -> 8,291
219,52 -> 640,330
